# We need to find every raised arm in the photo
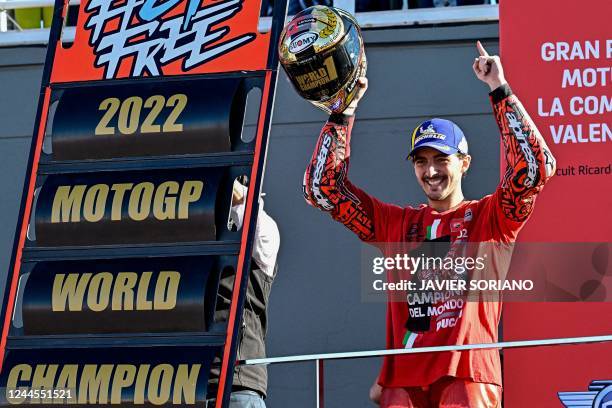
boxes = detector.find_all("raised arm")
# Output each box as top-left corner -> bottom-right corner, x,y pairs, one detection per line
303,77 -> 389,241
303,113 -> 377,242
474,41 -> 556,226
491,84 -> 556,222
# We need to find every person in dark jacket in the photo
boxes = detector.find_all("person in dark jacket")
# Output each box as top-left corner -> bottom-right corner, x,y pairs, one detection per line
207,178 -> 280,408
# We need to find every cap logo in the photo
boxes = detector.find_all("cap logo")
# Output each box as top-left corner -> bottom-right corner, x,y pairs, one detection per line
414,133 -> 446,147
422,124 -> 436,134
413,124 -> 447,145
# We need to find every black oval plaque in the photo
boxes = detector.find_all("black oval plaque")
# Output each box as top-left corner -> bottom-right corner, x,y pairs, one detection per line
51,78 -> 241,160
22,257 -> 221,335
35,169 -> 222,246
0,347 -> 215,406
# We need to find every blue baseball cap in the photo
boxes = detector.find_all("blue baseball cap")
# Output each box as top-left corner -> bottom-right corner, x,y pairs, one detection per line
408,118 -> 469,158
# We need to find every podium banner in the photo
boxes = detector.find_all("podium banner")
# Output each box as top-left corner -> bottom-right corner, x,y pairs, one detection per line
0,0 -> 285,406
500,1 -> 612,406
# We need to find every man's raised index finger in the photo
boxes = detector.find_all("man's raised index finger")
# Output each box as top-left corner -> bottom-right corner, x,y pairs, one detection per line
476,40 -> 489,57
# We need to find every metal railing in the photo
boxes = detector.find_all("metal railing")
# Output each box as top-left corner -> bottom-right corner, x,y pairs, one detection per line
0,0 -> 499,47
240,334 -> 612,407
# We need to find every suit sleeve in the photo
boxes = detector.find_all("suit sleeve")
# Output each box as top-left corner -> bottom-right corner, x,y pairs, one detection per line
489,84 -> 557,240
303,114 -> 396,243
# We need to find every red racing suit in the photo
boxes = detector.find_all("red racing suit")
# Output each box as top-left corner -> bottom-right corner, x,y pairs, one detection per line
302,84 -> 556,388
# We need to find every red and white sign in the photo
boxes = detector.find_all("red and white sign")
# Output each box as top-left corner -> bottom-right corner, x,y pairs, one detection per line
51,0 -> 270,83
500,0 -> 612,406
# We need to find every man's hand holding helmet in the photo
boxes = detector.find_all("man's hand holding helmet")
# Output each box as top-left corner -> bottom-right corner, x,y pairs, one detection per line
342,76 -> 367,117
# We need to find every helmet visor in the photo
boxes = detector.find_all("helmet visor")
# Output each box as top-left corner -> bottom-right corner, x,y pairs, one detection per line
283,24 -> 361,101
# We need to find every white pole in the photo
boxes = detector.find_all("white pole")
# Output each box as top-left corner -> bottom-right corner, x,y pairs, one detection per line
243,334 -> 612,365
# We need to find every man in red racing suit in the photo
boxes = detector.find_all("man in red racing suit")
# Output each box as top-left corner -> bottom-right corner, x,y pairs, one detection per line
302,42 -> 556,407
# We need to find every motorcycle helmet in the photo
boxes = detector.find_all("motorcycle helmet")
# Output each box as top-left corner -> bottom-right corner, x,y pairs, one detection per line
278,6 -> 367,114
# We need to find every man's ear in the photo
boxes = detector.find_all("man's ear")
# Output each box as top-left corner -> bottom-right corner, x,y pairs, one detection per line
461,154 -> 472,176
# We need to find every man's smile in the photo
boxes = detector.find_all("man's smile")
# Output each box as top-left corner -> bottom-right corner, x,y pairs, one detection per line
423,175 -> 447,190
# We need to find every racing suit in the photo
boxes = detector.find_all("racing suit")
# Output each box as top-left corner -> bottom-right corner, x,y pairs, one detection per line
302,84 -> 556,388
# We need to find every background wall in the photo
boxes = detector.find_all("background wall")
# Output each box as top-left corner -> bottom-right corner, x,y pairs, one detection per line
0,22 -> 501,407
